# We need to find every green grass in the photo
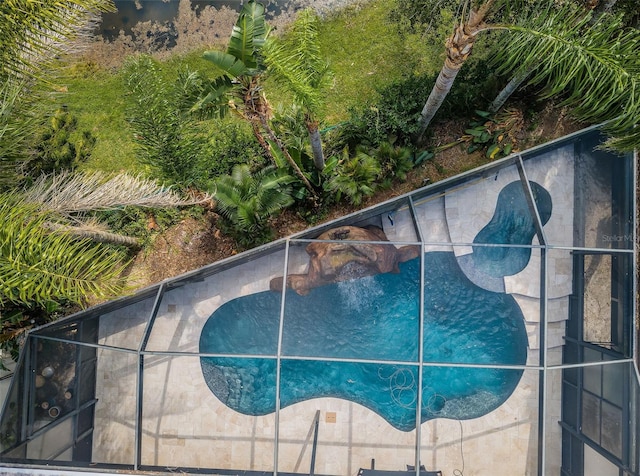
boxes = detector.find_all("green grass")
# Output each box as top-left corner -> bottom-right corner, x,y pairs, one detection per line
317,0 -> 418,123
52,47 -> 233,174
52,66 -> 139,174
50,0 -> 444,174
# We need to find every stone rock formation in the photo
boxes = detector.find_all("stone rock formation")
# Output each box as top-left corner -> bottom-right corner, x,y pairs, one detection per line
270,225 -> 420,295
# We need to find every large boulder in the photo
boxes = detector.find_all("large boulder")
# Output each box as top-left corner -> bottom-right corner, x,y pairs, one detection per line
270,225 -> 420,295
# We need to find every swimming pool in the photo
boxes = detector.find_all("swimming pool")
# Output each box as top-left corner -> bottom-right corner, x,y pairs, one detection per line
472,181 -> 552,277
200,253 -> 528,431
199,180 -> 546,431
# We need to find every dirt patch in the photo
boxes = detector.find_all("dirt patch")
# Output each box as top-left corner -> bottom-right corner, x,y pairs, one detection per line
125,212 -> 238,288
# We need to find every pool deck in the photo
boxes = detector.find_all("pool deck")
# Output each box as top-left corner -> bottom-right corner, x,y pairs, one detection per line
93,146 -> 585,475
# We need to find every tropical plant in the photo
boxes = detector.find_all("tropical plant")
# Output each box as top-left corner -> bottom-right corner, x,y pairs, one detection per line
27,107 -> 95,177
323,148 -> 382,206
0,194 -> 129,308
264,8 -> 332,170
123,55 -> 210,188
193,1 -> 317,197
0,191 -> 129,361
212,164 -> 295,246
462,109 -> 522,158
23,170 -> 199,215
373,142 -> 415,183
415,0 -> 640,152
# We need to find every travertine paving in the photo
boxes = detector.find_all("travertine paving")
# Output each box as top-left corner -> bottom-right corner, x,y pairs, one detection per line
94,147 -> 579,475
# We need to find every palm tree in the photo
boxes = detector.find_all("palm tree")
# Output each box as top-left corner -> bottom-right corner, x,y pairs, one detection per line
0,170 -> 204,352
488,0 -> 620,113
415,0 -> 640,151
264,8 -> 332,170
0,0 -> 114,84
194,1 -> 317,197
415,0 -> 495,141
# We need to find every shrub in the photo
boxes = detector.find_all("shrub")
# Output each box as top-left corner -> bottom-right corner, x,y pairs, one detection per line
212,165 -> 295,247
331,73 -> 433,151
206,119 -> 266,178
323,148 -> 381,206
27,107 -> 95,177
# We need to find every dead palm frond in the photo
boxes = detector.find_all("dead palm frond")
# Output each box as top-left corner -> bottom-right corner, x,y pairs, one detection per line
21,170 -> 209,218
43,219 -> 140,247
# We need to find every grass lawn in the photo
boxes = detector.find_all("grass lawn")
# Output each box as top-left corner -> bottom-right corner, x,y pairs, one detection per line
52,0 -> 441,174
317,0 -> 418,124
51,65 -> 139,173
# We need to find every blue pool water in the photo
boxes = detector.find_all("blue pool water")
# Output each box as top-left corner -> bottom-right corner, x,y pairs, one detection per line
473,181 -> 552,277
200,180 -> 548,431
200,254 -> 528,431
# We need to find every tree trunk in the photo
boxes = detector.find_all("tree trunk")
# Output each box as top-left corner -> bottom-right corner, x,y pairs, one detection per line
489,70 -> 532,113
306,117 -> 325,171
415,1 -> 494,143
44,222 -> 140,248
250,119 -> 273,157
257,113 -> 319,199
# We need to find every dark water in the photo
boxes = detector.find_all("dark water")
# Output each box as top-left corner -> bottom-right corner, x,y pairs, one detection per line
100,0 -> 289,40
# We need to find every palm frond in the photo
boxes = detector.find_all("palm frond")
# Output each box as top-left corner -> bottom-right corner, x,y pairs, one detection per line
0,0 -> 115,83
188,75 -> 234,119
0,194 -> 129,307
264,8 -> 331,114
491,5 -> 639,150
43,221 -> 140,247
202,51 -> 250,78
226,0 -> 268,70
21,171 -> 208,217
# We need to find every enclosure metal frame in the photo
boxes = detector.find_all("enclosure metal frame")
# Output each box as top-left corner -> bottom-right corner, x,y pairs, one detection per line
0,126 -> 636,476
